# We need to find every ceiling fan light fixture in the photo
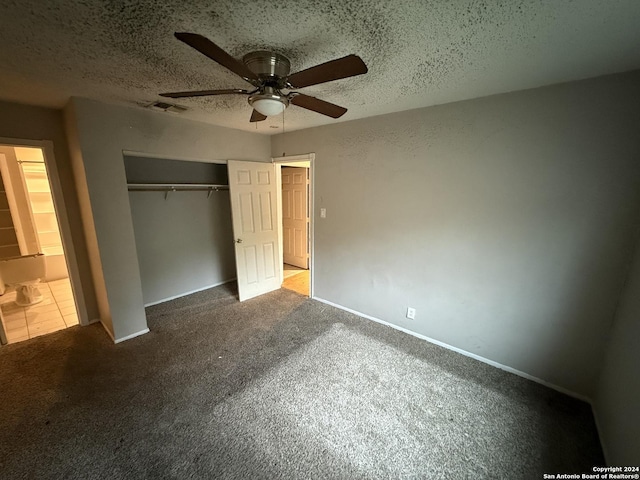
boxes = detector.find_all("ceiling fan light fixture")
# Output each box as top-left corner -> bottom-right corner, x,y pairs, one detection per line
251,98 -> 287,116
249,87 -> 288,116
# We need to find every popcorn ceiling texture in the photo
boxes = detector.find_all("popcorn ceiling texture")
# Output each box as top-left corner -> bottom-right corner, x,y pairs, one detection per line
0,0 -> 639,134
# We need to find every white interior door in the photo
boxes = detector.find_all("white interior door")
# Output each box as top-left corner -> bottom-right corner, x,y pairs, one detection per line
282,167 -> 309,269
228,160 -> 281,301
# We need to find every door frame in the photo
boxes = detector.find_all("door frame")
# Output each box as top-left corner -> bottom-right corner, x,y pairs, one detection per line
0,137 -> 89,327
273,153 -> 314,298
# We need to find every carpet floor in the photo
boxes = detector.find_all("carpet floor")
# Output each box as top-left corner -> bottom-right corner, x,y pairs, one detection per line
0,283 -> 604,479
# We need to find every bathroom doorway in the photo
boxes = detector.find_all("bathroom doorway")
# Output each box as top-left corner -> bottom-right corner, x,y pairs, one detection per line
0,144 -> 79,344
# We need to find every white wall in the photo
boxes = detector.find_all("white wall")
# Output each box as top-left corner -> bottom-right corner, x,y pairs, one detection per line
272,71 -> 640,397
65,98 -> 270,342
0,146 -> 38,256
595,233 -> 640,464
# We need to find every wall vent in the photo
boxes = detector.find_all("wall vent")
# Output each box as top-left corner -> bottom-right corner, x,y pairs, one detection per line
147,101 -> 188,114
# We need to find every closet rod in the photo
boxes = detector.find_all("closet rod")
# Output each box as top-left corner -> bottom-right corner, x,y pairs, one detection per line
127,183 -> 229,192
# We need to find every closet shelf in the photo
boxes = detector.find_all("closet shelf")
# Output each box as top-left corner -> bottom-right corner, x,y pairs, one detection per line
127,183 -> 229,192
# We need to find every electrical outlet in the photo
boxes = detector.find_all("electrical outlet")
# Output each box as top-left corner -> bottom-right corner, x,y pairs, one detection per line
407,307 -> 416,320
320,208 -> 326,218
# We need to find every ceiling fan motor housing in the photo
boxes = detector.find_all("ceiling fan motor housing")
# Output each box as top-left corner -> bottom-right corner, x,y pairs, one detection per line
244,51 -> 291,115
243,51 -> 291,84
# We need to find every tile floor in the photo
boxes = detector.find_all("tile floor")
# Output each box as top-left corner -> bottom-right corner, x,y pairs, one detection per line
0,278 -> 78,344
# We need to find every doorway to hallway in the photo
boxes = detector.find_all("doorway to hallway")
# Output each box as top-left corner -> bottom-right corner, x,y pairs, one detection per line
274,154 -> 313,298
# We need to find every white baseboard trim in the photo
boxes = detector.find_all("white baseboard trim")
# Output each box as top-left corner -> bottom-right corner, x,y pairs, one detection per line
114,328 -> 150,344
312,296 -> 592,404
143,279 -> 236,307
99,320 -> 149,344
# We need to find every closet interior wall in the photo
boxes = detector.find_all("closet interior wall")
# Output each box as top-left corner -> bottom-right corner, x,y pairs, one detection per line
124,155 -> 235,306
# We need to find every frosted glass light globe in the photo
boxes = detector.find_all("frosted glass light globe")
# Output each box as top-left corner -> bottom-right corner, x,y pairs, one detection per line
251,98 -> 286,116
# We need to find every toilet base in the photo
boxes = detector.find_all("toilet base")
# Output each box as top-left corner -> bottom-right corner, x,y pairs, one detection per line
15,284 -> 44,306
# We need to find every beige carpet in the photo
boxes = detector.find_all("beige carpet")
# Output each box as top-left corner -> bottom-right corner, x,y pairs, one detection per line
0,282 -> 604,479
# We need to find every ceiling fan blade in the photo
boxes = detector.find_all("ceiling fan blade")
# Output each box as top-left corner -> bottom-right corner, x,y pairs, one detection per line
160,88 -> 250,99
174,32 -> 258,82
287,55 -> 367,88
250,109 -> 267,122
290,93 -> 347,118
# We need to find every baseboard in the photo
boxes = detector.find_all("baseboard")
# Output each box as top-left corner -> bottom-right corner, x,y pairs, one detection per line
143,279 -> 236,307
312,296 -> 592,404
99,320 -> 149,344
114,328 -> 150,344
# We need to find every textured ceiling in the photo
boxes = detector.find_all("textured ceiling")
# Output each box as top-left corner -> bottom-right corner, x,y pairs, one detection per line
1,0 -> 640,134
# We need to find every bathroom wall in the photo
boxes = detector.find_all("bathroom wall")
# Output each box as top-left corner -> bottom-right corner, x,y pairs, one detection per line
125,155 -> 236,306
0,146 -> 39,256
64,97 -> 270,342
15,147 -> 69,281
0,155 -> 20,259
271,70 -> 640,398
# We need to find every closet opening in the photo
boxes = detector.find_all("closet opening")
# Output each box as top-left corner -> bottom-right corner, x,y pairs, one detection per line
124,153 -> 235,308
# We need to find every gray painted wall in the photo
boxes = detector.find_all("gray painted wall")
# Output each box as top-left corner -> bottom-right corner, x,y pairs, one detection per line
595,234 -> 640,464
125,155 -> 235,306
124,155 -> 229,185
65,98 -> 270,341
272,71 -> 640,397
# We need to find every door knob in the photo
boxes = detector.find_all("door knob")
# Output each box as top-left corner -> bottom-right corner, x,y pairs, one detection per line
236,238 -> 243,244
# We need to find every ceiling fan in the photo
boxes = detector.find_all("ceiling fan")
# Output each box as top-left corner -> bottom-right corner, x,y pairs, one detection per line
160,33 -> 368,122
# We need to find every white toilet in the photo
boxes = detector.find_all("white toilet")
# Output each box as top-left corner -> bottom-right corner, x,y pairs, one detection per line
0,253 -> 47,306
